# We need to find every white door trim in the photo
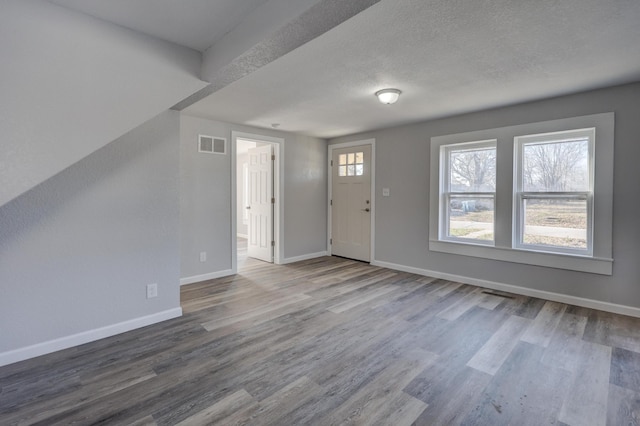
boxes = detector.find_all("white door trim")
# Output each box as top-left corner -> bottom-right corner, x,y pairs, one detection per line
232,131 -> 284,273
328,139 -> 376,263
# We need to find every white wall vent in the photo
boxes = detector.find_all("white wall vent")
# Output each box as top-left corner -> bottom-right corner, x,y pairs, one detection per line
198,135 -> 226,154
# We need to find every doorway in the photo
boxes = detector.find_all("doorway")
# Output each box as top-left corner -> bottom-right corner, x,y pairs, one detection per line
328,139 -> 375,263
232,132 -> 284,273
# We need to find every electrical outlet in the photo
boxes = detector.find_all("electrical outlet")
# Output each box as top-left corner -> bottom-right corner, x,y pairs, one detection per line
382,188 -> 390,197
200,251 -> 207,262
146,283 -> 158,299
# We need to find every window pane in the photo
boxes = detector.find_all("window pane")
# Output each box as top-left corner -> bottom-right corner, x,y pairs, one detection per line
338,165 -> 347,176
449,147 -> 496,192
339,154 -> 347,165
356,164 -> 364,176
347,153 -> 355,165
347,165 -> 355,176
523,139 -> 589,192
522,199 -> 587,249
355,152 -> 364,163
448,197 -> 494,241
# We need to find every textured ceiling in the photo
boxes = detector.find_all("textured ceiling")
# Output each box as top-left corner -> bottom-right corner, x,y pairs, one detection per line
49,0 -> 640,139
48,0 -> 271,51
184,0 -> 640,138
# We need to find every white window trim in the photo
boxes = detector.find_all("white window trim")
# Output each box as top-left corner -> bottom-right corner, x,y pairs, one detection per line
429,113 -> 614,275
440,140 -> 496,246
513,128 -> 595,256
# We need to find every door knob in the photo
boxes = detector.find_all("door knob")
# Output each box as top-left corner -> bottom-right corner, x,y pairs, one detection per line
362,208 -> 370,212
246,206 -> 251,209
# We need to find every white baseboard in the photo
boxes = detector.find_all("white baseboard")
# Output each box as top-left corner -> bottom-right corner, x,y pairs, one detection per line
180,269 -> 234,286
281,251 -> 329,265
371,259 -> 640,318
237,233 -> 248,239
0,308 -> 182,367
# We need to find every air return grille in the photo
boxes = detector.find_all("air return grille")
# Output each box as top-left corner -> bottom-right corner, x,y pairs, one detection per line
198,135 -> 226,154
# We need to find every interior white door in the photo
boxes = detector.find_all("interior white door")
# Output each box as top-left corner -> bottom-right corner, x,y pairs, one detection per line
247,144 -> 273,262
331,145 -> 371,262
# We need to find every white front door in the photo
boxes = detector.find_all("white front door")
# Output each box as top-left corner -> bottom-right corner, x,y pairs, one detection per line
331,145 -> 372,262
247,144 -> 273,262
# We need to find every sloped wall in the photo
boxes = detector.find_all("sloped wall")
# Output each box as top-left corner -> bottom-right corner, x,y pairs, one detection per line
0,0 -> 207,208
0,110 -> 182,366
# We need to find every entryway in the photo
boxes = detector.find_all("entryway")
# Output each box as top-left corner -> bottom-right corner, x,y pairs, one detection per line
232,132 -> 284,273
328,140 -> 375,263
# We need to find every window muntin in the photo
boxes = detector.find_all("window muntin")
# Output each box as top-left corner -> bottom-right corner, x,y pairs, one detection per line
514,129 -> 594,255
441,141 -> 496,245
338,151 -> 364,176
430,113 -> 613,275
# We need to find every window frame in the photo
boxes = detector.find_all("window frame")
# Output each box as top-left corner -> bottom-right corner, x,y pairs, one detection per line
429,113 -> 614,276
440,140 -> 497,246
513,128 -> 595,256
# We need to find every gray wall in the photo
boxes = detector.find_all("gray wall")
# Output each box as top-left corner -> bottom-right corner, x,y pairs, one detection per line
0,0 -> 205,208
284,134 -> 329,257
181,116 -> 233,277
180,115 -> 327,280
329,82 -> 640,308
0,110 -> 181,355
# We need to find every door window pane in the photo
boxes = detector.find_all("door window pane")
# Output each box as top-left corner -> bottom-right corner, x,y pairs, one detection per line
448,197 -> 494,241
355,152 -> 364,176
347,153 -> 355,164
522,199 -> 587,249
337,151 -> 365,177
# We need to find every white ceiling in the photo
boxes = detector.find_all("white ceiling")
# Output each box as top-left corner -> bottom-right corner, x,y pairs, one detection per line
184,0 -> 640,138
50,0 -> 640,139
49,0 -> 271,51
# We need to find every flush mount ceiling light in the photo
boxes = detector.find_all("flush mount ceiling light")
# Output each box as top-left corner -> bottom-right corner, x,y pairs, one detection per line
375,88 -> 401,104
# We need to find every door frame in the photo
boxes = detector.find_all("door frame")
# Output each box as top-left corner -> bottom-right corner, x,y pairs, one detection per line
231,131 -> 284,273
327,139 -> 376,263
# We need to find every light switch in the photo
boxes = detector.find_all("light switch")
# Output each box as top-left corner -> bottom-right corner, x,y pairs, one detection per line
382,188 -> 390,197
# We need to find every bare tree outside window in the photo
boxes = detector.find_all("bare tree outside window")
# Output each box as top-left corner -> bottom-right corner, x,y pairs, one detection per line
450,148 -> 496,192
517,134 -> 592,251
523,139 -> 588,192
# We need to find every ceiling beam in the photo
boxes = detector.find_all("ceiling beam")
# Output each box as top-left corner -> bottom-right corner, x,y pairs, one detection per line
172,0 -> 381,110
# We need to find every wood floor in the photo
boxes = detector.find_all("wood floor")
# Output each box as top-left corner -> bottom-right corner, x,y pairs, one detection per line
2,256 -> 640,425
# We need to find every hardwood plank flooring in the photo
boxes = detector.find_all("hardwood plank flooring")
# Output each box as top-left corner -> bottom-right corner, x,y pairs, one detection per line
2,255 -> 640,425
559,340 -> 612,426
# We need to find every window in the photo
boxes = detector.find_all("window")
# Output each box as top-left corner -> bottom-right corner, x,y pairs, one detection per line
429,113 -> 614,275
338,151 -> 364,176
441,141 -> 496,244
514,129 -> 593,255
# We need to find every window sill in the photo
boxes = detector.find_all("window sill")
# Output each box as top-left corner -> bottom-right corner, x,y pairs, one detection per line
429,239 -> 612,275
